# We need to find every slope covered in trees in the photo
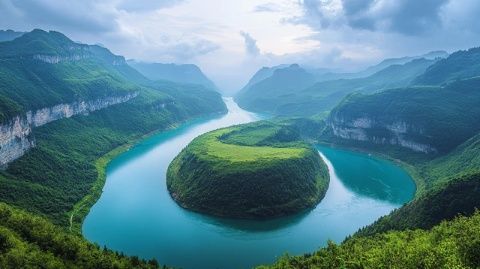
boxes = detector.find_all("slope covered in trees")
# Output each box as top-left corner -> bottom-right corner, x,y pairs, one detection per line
258,211 -> 480,269
0,203 -> 162,269
326,77 -> 480,155
128,61 -> 218,90
236,58 -> 436,116
167,121 -> 329,219
0,29 -> 227,231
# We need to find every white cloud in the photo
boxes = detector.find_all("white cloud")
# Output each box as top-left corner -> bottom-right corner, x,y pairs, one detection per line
0,0 -> 479,92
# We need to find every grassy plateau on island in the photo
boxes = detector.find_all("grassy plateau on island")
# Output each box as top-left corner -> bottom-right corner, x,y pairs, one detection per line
167,121 -> 329,219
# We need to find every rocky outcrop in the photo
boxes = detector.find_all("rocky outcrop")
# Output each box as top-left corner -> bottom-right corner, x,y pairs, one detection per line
329,116 -> 436,154
33,54 -> 89,64
0,93 -> 138,166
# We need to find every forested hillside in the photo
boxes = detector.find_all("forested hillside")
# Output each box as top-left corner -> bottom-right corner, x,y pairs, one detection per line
259,211 -> 480,269
259,46 -> 480,268
326,77 -> 480,154
0,29 -> 226,233
0,203 -> 162,269
414,47 -> 480,85
128,61 -> 218,90
167,121 -> 329,219
236,58 -> 436,116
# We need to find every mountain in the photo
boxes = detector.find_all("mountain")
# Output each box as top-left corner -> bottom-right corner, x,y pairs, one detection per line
264,48 -> 480,268
240,64 -> 289,92
128,60 -> 218,90
360,50 -> 449,77
236,58 -> 436,116
0,30 -> 24,42
326,77 -> 480,155
414,47 -> 480,85
235,64 -> 316,113
0,29 -> 147,119
0,29 -> 226,232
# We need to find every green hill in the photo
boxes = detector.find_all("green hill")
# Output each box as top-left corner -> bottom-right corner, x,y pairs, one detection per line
0,203 -> 162,269
239,64 -> 289,92
236,59 -> 435,116
167,121 -> 329,219
128,61 -> 218,90
0,30 -> 24,42
0,29 -> 226,231
414,47 -> 480,85
0,29 -> 146,121
258,211 -> 480,269
235,64 -> 316,113
326,77 -> 480,155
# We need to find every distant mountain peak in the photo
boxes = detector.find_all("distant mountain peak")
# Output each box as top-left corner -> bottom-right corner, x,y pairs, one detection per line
0,29 -> 25,42
128,60 -> 218,91
0,29 -> 128,67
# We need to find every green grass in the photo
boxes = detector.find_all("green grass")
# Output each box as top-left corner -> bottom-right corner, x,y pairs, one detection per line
167,121 -> 329,219
190,128 -> 307,162
68,143 -> 131,234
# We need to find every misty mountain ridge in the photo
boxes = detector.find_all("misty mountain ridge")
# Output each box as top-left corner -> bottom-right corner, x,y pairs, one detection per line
128,60 -> 218,91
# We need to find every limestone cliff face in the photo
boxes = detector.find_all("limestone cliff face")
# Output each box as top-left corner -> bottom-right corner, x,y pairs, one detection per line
33,54 -> 89,64
328,115 -> 436,154
0,93 -> 138,166
32,45 -> 126,66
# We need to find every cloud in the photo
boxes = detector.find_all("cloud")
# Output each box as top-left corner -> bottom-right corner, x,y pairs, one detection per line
293,0 -> 451,35
0,0 -> 219,63
240,31 -> 260,56
166,39 -> 220,61
116,0 -> 185,12
0,0 -> 119,33
253,3 -> 281,12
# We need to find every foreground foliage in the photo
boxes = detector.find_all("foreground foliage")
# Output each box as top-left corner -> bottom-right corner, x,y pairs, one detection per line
0,203 -> 162,269
259,211 -> 480,269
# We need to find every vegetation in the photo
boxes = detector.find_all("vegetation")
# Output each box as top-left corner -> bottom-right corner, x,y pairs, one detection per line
236,59 -> 435,116
357,172 -> 480,237
128,61 -> 218,90
0,29 -> 226,232
0,29 -> 144,122
260,49 -> 480,266
414,47 -> 480,85
327,77 -> 480,154
0,203 -> 163,269
167,121 -> 329,219
258,211 -> 480,269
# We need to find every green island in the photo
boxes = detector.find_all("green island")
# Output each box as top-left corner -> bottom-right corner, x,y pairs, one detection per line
167,121 -> 329,219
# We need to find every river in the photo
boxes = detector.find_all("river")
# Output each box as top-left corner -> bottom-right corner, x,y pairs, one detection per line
83,98 -> 415,269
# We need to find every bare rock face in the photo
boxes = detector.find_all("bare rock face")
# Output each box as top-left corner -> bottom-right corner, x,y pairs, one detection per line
0,93 -> 138,166
329,116 -> 436,154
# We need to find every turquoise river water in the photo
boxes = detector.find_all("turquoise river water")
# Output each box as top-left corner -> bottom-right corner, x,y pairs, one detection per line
83,98 -> 415,269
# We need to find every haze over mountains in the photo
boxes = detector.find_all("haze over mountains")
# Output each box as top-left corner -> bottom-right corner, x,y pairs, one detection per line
0,22 -> 480,269
235,50 -> 449,116
127,61 -> 218,90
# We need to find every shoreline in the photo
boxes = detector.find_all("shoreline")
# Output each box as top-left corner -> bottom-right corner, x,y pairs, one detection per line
314,141 -> 425,199
68,111 -> 226,234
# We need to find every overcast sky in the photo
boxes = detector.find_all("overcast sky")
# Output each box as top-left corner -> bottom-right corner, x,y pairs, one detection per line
1,0 -> 479,92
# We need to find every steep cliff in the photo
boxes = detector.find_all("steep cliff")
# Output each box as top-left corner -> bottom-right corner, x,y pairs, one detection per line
0,93 -> 138,166
328,115 -> 436,153
326,77 -> 480,154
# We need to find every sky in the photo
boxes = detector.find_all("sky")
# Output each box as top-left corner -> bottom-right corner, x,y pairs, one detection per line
1,0 -> 480,93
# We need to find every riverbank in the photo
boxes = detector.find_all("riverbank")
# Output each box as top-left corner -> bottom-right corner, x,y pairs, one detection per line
69,112 -> 226,234
314,141 -> 426,198
82,98 -> 414,269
